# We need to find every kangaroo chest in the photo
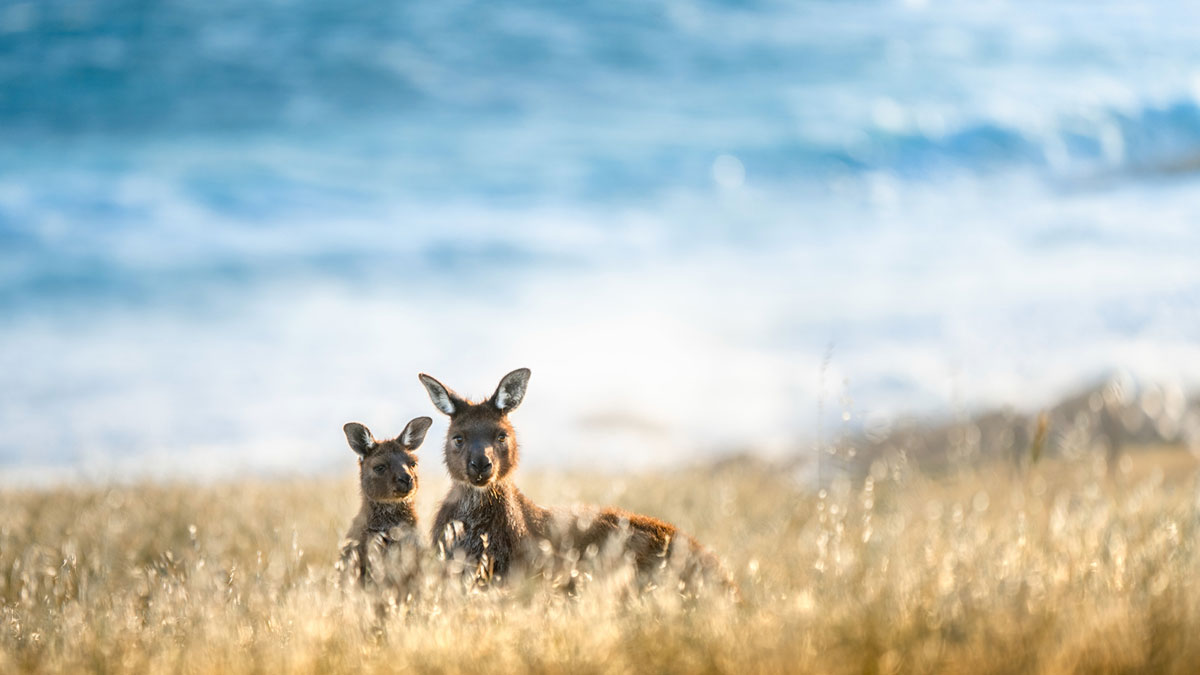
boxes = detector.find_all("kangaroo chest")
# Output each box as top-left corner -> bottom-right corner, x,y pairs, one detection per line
439,487 -> 531,579
342,502 -> 419,582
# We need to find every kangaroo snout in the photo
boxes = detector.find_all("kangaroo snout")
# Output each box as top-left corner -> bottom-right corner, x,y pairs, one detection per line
467,454 -> 494,485
393,470 -> 414,495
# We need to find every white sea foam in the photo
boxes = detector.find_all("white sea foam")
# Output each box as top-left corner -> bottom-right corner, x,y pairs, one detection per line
1,173 -> 1197,481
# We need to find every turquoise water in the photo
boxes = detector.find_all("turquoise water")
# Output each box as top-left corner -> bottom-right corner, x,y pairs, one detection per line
1,0 -> 1198,478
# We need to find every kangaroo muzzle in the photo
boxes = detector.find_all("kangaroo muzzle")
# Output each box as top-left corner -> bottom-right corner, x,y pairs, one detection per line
393,472 -> 414,497
466,452 -> 495,486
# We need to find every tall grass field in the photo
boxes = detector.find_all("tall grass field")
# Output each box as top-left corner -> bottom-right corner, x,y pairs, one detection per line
3,445 -> 1199,674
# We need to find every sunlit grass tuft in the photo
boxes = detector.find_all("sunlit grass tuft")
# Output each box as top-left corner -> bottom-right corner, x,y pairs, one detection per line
2,448 -> 1199,673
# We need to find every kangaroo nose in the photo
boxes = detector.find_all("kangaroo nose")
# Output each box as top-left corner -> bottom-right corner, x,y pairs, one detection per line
396,473 -> 412,490
469,457 -> 493,475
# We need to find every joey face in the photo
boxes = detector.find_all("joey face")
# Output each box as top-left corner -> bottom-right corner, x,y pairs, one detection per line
418,369 -> 529,489
360,440 -> 420,502
344,417 -> 431,503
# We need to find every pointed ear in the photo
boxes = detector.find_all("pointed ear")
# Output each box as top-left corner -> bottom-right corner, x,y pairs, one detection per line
490,368 -> 531,413
399,416 -> 433,450
343,422 -> 375,456
419,373 -> 464,416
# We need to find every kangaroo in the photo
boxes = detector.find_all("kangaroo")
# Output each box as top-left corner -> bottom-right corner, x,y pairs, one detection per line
419,368 -> 735,597
338,416 -> 431,587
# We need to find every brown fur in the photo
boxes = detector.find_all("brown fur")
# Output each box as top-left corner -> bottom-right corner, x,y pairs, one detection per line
420,369 -> 736,597
338,418 -> 430,587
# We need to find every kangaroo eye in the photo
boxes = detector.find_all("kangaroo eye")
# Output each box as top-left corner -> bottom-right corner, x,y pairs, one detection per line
372,464 -> 386,475
452,436 -> 464,448
496,433 -> 507,442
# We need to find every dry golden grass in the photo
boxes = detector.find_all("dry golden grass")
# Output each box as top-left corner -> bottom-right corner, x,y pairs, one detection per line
3,447 -> 1200,674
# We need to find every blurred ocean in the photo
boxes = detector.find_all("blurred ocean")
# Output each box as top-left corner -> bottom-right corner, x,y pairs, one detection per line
1,0 -> 1198,480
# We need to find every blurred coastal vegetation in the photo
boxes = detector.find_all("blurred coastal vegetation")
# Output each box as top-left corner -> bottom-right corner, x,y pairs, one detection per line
2,383 -> 1199,674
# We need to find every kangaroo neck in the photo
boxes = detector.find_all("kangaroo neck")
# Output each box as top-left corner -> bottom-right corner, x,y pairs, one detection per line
455,477 -> 519,507
364,500 -> 417,533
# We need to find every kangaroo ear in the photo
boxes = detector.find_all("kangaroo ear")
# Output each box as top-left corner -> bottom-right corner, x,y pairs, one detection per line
490,368 -> 531,413
419,373 -> 464,416
399,416 -> 433,450
343,422 -> 375,456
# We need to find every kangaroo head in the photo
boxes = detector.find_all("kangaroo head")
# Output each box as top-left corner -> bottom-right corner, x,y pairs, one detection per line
418,368 -> 530,488
343,417 -> 432,503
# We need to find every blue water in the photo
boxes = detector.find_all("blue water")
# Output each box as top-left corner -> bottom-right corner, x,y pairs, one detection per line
2,0 -> 1199,480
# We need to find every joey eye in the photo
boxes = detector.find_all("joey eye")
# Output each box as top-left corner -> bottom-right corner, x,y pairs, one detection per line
452,435 -> 464,449
372,464 -> 386,475
496,433 -> 507,443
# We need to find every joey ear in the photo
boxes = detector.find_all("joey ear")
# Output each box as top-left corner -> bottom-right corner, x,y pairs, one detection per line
490,368 -> 531,413
419,373 -> 464,416
399,416 -> 433,450
343,422 -> 375,456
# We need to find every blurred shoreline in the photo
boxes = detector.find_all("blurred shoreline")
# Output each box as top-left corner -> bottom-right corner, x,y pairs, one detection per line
3,378 -> 1196,490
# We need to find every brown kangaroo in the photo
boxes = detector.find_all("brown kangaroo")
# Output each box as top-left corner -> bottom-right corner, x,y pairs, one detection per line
338,416 -> 431,586
419,369 -> 735,597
